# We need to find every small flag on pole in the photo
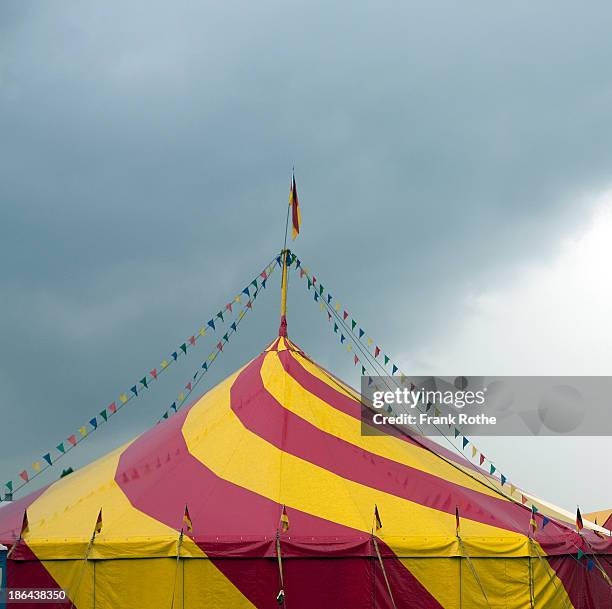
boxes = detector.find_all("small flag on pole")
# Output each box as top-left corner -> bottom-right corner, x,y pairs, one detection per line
280,505 -> 289,533
20,509 -> 29,538
289,173 -> 301,240
183,505 -> 193,533
576,507 -> 584,532
94,509 -> 103,535
374,504 -> 383,531
530,505 -> 538,534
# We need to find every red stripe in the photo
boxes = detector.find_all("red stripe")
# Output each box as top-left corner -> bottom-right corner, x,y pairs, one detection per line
247,351 -> 598,554
286,349 -> 499,475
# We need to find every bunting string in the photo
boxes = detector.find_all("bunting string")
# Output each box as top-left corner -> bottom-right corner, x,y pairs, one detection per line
155,256 -> 281,423
1,255 -> 280,502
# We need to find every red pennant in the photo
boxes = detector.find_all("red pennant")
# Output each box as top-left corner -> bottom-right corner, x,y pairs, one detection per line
300,269 -> 305,278
312,276 -> 317,284
19,470 -> 29,482
246,300 -> 252,309
150,369 -> 158,380
354,355 -> 359,365
217,341 -> 223,351
521,495 -> 528,505
189,335 -> 196,346
479,454 -> 485,465
68,435 -> 77,446
375,346 -> 381,358
260,270 -> 267,280
343,311 -> 348,320
185,382 -> 192,392
225,303 -> 233,313
108,402 -> 117,414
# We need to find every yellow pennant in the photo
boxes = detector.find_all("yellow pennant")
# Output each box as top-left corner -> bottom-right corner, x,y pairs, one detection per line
471,446 -> 478,458
335,303 -> 341,311
199,327 -> 206,337
367,338 -> 373,346
32,462 -> 41,472
178,392 -> 185,402
119,393 -> 128,403
161,360 -> 169,369
79,426 -> 88,437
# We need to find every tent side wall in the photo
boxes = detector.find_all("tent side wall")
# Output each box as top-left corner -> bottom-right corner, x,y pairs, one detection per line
7,554 -> 611,609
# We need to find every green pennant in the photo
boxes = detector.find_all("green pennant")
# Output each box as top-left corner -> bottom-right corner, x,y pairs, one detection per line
361,366 -> 366,375
223,333 -> 229,342
163,412 -> 169,419
56,443 -> 65,454
334,323 -> 338,333
577,549 -> 585,560
140,376 -> 148,389
251,279 -> 258,289
490,464 -> 496,475
99,410 -> 108,422
216,312 -> 224,322
5,480 -> 13,491
351,320 -> 357,331
180,343 -> 187,354
319,284 -> 324,296
307,278 -> 312,289
384,355 -> 390,365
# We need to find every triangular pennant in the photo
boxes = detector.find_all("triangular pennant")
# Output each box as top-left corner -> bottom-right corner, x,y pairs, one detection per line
462,437 -> 469,449
189,335 -> 196,345
500,474 -> 507,486
392,364 -> 398,375
359,329 -> 365,339
56,443 -> 65,454
185,382 -> 192,392
242,287 -> 250,298
108,402 -> 117,414
89,417 -> 98,429
172,352 -> 178,361
384,355 -> 390,365
230,322 -> 237,332
140,377 -> 148,389
333,323 -> 338,333
351,320 -> 356,331
343,311 -> 348,320
99,409 -> 108,422
180,343 -> 187,354
375,346 -> 381,358
150,368 -> 158,380
208,319 -> 216,331
327,294 -> 332,304
216,311 -> 224,322
131,385 -> 138,397
479,454 -> 485,466
43,453 -> 52,466
202,362 -> 208,371
171,402 -> 177,412
5,481 -> 13,491
454,428 -> 460,438
490,464 -> 496,475
340,334 -> 346,343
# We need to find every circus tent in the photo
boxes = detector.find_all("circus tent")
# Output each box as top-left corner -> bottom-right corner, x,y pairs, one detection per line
0,327 -> 611,608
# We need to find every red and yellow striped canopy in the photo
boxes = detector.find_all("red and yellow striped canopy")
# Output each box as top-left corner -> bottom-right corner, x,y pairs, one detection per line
1,336 -> 610,608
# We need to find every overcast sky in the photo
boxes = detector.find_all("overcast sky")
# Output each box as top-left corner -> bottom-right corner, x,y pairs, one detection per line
1,1 -> 611,512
